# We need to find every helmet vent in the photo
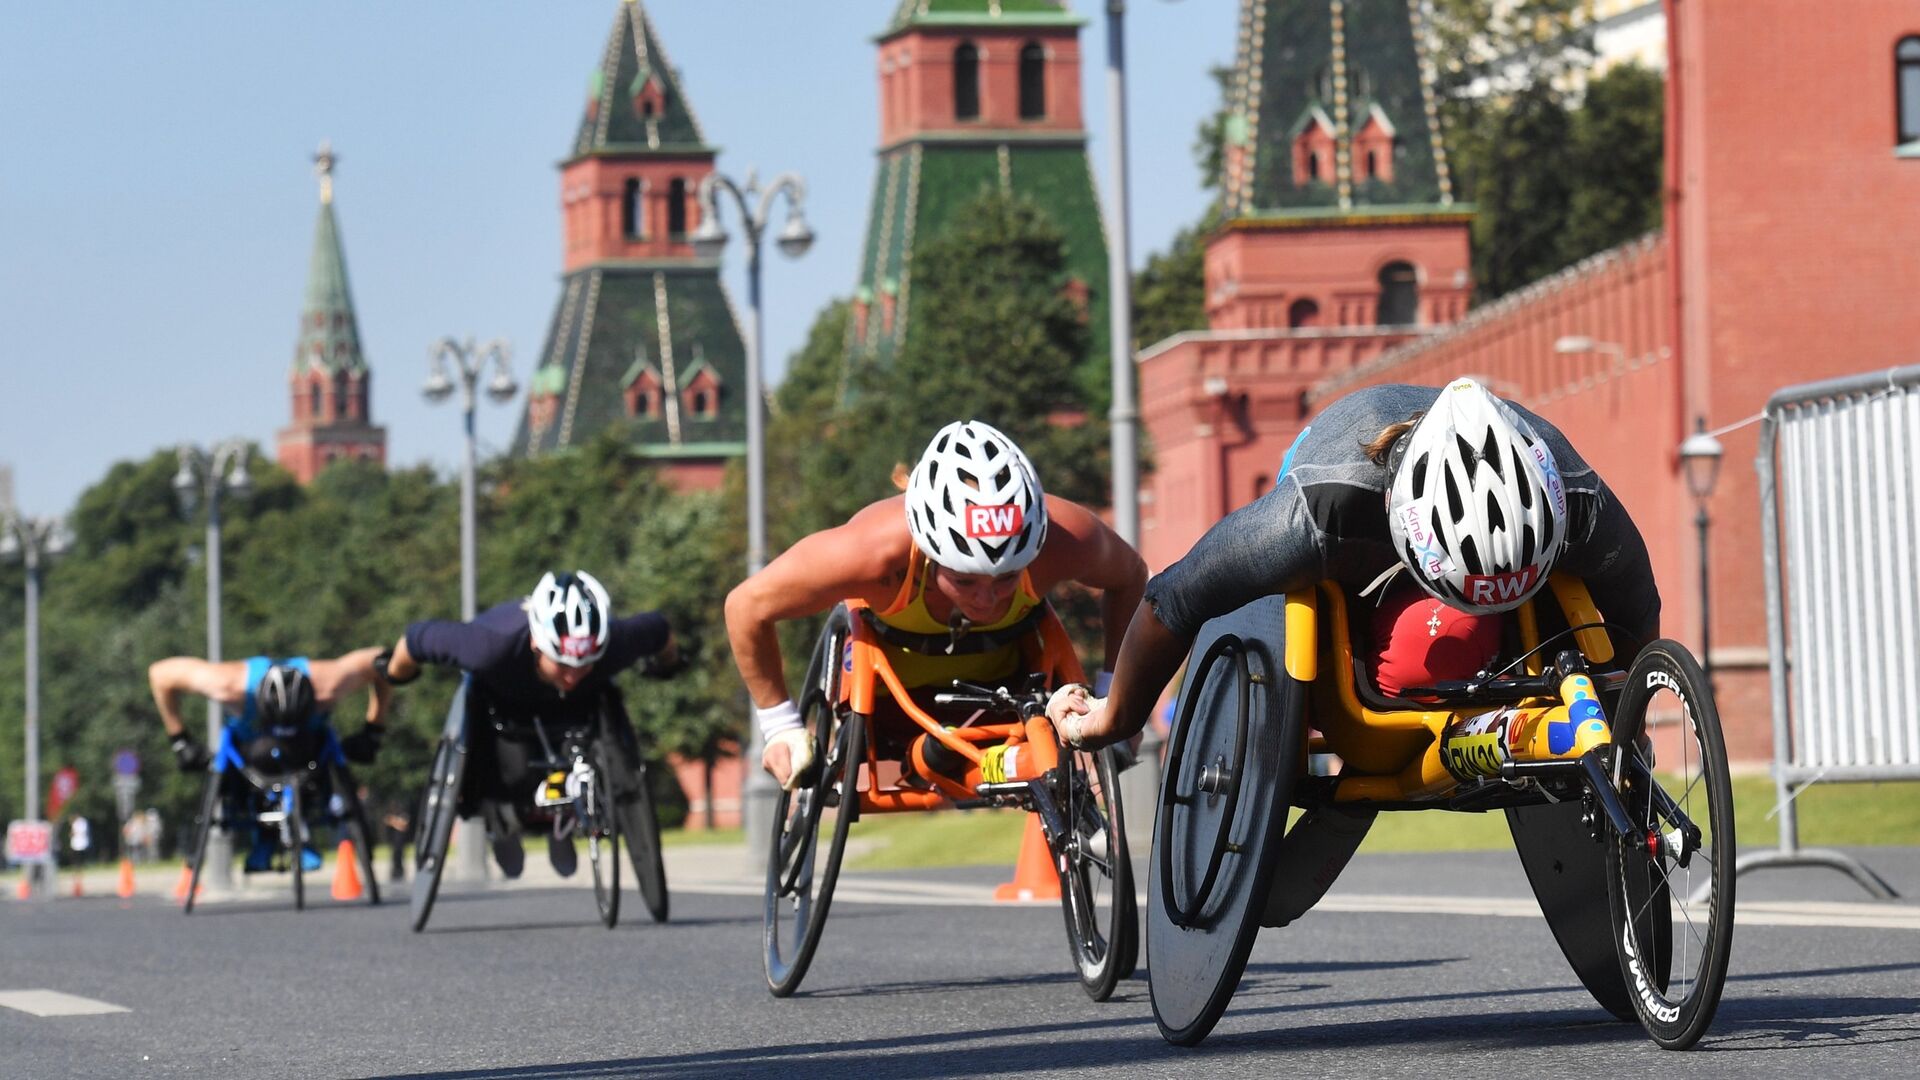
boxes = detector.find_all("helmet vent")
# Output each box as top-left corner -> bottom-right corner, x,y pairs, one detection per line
1410,452 -> 1429,493
1444,469 -> 1465,523
1458,534 -> 1484,576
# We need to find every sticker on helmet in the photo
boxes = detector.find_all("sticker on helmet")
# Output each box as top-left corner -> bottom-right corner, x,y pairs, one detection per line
559,635 -> 598,659
1464,567 -> 1542,606
1399,503 -> 1456,579
964,504 -> 1024,539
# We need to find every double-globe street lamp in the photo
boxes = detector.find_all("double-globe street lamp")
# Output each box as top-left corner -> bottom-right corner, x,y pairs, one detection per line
172,439 -> 252,892
425,337 -> 516,883
3,501 -> 72,900
690,168 -> 814,868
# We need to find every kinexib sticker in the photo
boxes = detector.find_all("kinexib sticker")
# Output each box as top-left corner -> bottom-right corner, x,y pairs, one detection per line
1529,442 -> 1566,515
1400,502 -> 1455,579
1464,566 -> 1542,606
964,503 -> 1024,539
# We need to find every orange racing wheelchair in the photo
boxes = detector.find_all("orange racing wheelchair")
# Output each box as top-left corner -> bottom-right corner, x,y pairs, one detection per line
1148,575 -> 1734,1050
763,601 -> 1138,1000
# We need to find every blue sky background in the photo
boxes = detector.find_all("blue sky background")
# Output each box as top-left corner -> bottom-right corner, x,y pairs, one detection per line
0,1 -> 1232,516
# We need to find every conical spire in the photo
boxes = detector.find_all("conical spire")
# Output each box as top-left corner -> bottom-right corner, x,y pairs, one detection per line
571,0 -> 710,159
294,140 -> 365,374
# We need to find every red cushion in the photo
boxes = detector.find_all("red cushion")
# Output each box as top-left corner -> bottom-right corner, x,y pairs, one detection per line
1370,583 -> 1502,697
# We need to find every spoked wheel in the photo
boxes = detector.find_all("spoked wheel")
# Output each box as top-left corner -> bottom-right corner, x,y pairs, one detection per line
618,762 -> 668,924
588,742 -> 623,929
410,734 -> 466,933
182,771 -> 222,915
1604,640 -> 1736,1050
765,606 -> 859,998
1056,745 -> 1137,1001
288,784 -> 306,912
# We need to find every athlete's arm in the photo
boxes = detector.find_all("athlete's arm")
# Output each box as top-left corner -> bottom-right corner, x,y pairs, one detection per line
1028,495 -> 1148,678
397,614 -> 519,676
147,657 -> 249,738
1558,480 -> 1662,648
724,500 -> 913,708
308,647 -> 390,726
589,612 -> 675,677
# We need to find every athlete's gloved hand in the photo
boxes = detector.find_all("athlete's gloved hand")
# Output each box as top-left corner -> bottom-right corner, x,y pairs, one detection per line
764,728 -> 815,792
171,734 -> 211,773
1047,683 -> 1105,748
640,649 -> 688,681
340,724 -> 385,764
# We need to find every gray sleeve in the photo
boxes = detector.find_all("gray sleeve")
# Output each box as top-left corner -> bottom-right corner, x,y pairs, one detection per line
1557,479 -> 1662,648
1143,478 -> 1327,639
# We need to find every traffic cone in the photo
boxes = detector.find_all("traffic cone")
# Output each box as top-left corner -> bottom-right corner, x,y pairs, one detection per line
330,839 -> 364,901
172,864 -> 198,903
117,858 -> 137,899
14,875 -> 29,900
994,816 -> 1062,902
71,872 -> 84,898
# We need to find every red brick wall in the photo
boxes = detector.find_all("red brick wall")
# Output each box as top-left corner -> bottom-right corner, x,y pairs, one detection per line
1206,218 -> 1473,331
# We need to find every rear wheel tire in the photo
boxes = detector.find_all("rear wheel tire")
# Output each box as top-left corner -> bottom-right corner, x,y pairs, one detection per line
620,763 -> 668,924
1058,746 -> 1137,1001
1604,640 -> 1736,1050
182,772 -> 221,915
409,736 -> 464,933
334,767 -> 382,906
289,784 -> 306,912
589,743 -> 623,929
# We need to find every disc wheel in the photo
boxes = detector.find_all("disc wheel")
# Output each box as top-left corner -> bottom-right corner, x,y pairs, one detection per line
1057,745 -> 1137,1001
409,734 -> 465,933
619,761 -> 668,924
1605,640 -> 1736,1050
765,606 -> 859,997
182,771 -> 221,915
588,742 -> 623,929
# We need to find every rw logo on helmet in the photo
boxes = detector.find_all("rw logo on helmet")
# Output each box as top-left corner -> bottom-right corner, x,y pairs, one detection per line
1464,567 -> 1542,605
964,504 -> 1024,539
559,635 -> 598,659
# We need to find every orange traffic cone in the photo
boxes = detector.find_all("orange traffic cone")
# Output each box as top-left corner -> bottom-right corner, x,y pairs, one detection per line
172,864 -> 198,903
71,872 -> 84,898
994,816 -> 1062,902
117,858 -> 137,899
330,839 -> 364,901
14,875 -> 30,900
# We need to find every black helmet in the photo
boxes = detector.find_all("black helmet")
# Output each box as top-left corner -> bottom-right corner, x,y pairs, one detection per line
257,664 -> 316,730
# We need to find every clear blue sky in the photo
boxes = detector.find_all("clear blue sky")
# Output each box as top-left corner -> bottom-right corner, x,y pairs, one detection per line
0,1 -> 1233,517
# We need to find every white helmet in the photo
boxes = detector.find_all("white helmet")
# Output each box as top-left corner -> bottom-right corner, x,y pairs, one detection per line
904,420 -> 1048,576
527,570 -> 611,667
1386,378 -> 1567,614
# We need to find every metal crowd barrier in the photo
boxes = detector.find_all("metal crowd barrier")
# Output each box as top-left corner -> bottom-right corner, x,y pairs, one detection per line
1752,364 -> 1920,898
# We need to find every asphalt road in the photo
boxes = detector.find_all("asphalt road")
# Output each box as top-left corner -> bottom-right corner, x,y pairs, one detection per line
5,847 -> 1918,1079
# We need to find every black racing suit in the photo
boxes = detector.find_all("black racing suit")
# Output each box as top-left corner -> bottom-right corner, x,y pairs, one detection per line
405,601 -> 672,811
1145,384 -> 1661,649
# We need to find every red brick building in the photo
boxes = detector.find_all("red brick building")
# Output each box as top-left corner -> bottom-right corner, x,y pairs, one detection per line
1139,0 -> 1920,762
275,143 -> 387,484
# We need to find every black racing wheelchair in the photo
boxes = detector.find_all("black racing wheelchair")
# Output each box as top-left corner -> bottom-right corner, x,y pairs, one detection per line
1148,576 -> 1734,1051
409,678 -> 668,932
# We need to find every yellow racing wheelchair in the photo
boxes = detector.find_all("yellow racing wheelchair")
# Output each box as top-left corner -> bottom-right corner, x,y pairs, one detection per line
1147,575 -> 1734,1050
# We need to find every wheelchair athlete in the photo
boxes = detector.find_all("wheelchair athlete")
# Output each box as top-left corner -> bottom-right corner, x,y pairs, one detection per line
152,650 -> 389,871
726,419 -> 1146,791
381,570 -> 680,878
1053,377 -> 1663,747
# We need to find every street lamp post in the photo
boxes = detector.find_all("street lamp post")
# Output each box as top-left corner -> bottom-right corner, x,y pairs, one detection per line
425,338 -> 516,883
425,338 -> 518,622
3,507 -> 70,901
172,439 -> 251,892
1679,417 -> 1725,685
1103,0 -> 1139,549
691,167 -> 815,869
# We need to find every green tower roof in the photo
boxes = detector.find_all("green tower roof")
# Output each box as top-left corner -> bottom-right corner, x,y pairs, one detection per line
571,1 -> 712,160
293,144 -> 365,374
1223,0 -> 1459,220
882,0 -> 1085,37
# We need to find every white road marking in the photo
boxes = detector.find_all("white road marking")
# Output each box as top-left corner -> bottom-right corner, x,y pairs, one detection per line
675,876 -> 1920,930
0,990 -> 129,1017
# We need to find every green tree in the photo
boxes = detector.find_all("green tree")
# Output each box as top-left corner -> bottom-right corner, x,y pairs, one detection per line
1131,207 -> 1217,352
1469,82 -> 1577,298
1562,63 -> 1665,262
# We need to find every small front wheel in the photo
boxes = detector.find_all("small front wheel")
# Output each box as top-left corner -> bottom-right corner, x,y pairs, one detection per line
1604,640 -> 1736,1050
587,744 -> 623,929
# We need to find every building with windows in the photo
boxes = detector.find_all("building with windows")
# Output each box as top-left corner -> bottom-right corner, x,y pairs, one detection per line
275,143 -> 387,484
510,0 -> 747,490
1142,0 -> 1920,761
847,0 -> 1111,381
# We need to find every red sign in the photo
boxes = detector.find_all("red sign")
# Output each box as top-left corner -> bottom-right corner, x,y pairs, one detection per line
5,820 -> 55,865
47,767 -> 79,819
964,504 -> 1024,539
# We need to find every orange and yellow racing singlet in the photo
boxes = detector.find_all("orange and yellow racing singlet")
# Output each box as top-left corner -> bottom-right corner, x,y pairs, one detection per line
870,547 -> 1043,690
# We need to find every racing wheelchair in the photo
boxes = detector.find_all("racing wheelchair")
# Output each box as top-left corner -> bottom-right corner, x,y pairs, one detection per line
764,602 -> 1138,1000
182,720 -> 382,913
408,678 -> 667,932
1148,575 -> 1734,1050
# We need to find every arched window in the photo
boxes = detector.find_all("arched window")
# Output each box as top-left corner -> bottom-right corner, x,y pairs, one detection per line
954,43 -> 981,121
691,390 -> 710,417
668,177 -> 688,237
622,178 -> 642,240
1307,151 -> 1321,181
1376,261 -> 1420,326
1287,298 -> 1321,329
1019,42 -> 1046,119
1899,37 -> 1920,145
309,381 -> 323,418
1365,149 -> 1378,179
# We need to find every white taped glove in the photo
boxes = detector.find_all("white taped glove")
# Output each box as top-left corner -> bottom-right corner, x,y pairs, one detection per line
766,727 -> 815,792
1047,683 -> 1107,748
